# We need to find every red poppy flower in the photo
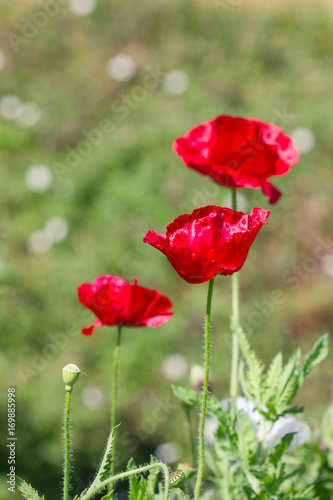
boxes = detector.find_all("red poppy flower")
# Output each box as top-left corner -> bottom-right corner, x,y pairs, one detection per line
77,275 -> 173,335
173,115 -> 299,204
143,206 -> 269,284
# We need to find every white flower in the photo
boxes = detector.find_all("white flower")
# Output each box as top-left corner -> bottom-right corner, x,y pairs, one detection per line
265,414 -> 309,450
220,396 -> 309,450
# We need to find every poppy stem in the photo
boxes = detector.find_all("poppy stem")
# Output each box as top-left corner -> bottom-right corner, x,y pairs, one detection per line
194,277 -> 215,500
181,487 -> 191,499
63,390 -> 72,500
110,325 -> 122,479
230,188 -> 240,419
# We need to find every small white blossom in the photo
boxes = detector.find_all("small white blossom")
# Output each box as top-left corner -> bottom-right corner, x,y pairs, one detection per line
220,396 -> 308,450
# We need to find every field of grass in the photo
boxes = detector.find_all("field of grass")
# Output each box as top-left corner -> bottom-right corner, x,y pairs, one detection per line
1,0 -> 333,498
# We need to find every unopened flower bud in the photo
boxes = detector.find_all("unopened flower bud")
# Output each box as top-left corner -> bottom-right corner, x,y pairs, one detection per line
62,364 -> 80,391
169,470 -> 186,488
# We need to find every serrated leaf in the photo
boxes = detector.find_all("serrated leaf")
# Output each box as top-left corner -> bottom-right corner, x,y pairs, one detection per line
79,424 -> 119,499
15,477 -> 45,500
147,455 -> 159,496
99,424 -> 120,482
299,334 -> 329,384
236,326 -> 264,403
273,348 -> 300,412
239,359 -> 256,402
127,456 -> 161,500
269,433 -> 294,467
100,491 -> 114,500
237,411 -> 256,466
264,352 -> 283,403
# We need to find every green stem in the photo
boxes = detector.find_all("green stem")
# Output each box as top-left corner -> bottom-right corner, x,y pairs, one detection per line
110,326 -> 122,477
181,487 -> 191,499
79,462 -> 170,500
230,188 -> 240,420
183,404 -> 197,466
63,390 -> 72,500
194,278 -> 215,500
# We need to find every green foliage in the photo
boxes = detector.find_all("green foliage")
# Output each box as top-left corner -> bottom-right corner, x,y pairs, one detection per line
15,477 -> 45,500
204,334 -> 329,500
75,425 -> 119,500
172,331 -> 329,498
127,456 -> 162,500
171,385 -> 234,437
100,492 -> 114,500
238,331 -> 329,418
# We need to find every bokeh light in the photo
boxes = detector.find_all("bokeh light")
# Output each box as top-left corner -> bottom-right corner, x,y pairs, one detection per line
69,0 -> 97,16
26,230 -> 52,255
162,70 -> 190,95
161,353 -> 188,380
45,217 -> 69,243
25,165 -> 53,193
290,127 -> 316,154
81,385 -> 104,410
106,54 -> 137,82
15,102 -> 41,128
0,95 -> 21,120
154,442 -> 181,464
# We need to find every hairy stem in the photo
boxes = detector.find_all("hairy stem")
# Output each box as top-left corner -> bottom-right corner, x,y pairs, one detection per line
80,462 -> 170,500
63,390 -> 72,500
194,278 -> 215,500
230,188 -> 240,419
110,326 -> 122,478
181,487 -> 192,499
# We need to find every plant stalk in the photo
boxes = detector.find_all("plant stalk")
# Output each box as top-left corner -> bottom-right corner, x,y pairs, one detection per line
63,390 -> 72,500
230,188 -> 241,419
194,277 -> 215,500
110,325 -> 122,478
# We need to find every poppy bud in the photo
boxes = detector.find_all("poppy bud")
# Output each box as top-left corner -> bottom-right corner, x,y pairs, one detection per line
169,470 -> 186,488
62,364 -> 80,391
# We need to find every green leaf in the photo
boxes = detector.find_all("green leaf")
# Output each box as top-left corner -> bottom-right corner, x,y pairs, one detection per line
15,477 -> 45,500
172,385 -> 234,435
264,352 -> 283,404
269,434 -> 294,467
100,491 -> 114,500
273,348 -> 301,412
127,456 -> 161,500
237,411 -> 256,466
79,424 -> 119,499
236,326 -> 264,403
300,334 -> 329,384
99,424 -> 120,482
146,456 -> 159,496
171,385 -> 201,406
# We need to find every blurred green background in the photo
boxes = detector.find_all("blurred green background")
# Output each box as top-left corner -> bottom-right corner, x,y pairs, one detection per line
1,0 -> 333,498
